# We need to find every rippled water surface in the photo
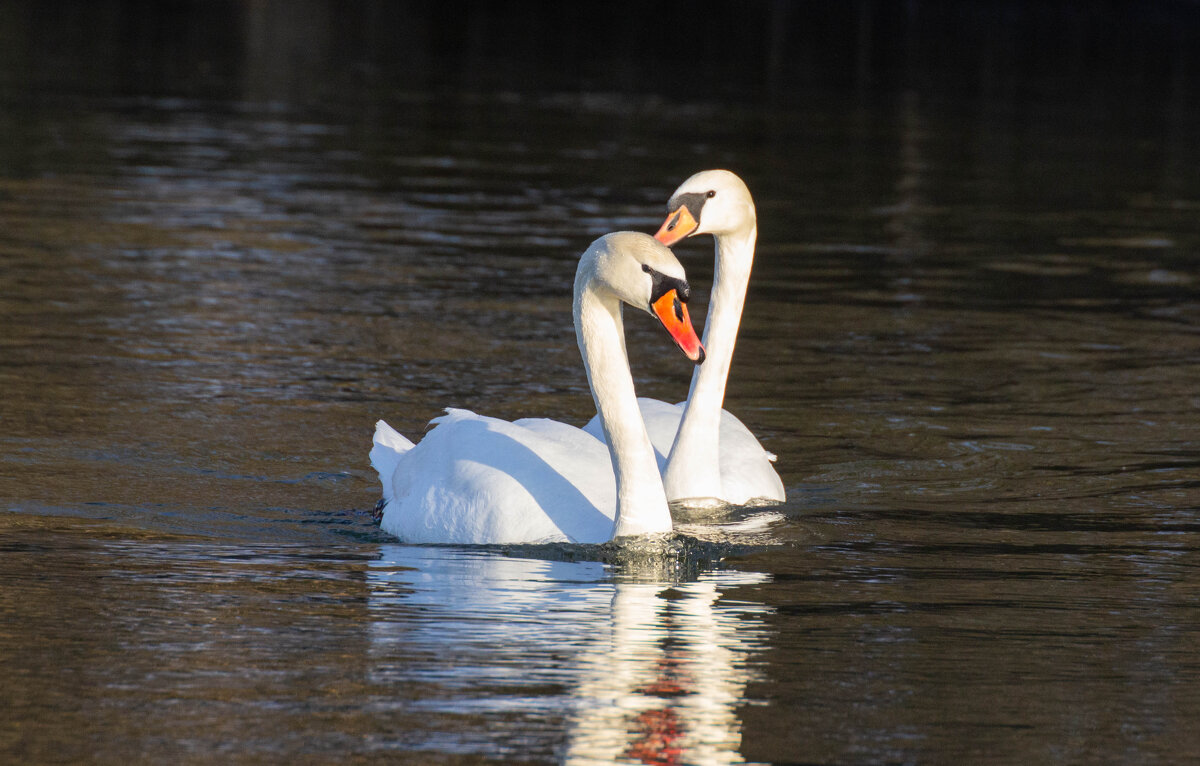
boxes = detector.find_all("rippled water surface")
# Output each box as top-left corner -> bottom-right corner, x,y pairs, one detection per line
4,3 -> 1200,763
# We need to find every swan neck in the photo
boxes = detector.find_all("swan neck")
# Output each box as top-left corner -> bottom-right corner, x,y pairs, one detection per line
663,223 -> 756,500
575,286 -> 672,538
689,224 -> 755,402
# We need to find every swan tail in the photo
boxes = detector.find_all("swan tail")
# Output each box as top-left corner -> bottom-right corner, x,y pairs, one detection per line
370,419 -> 415,511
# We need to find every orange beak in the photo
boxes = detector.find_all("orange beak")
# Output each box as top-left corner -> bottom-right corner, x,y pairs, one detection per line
651,289 -> 705,364
654,205 -> 700,247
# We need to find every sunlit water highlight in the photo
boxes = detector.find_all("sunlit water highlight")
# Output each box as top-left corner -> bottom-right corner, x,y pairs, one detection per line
368,544 -> 772,763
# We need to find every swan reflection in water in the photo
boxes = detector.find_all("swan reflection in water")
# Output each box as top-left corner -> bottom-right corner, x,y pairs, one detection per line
367,543 -> 772,764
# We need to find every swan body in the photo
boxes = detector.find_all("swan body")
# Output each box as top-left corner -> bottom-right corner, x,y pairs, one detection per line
585,170 -> 785,507
370,231 -> 703,545
583,396 -> 782,507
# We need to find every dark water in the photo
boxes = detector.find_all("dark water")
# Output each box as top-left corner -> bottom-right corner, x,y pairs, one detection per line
4,2 -> 1200,763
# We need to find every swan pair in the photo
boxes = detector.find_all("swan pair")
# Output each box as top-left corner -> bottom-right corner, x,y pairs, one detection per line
370,170 -> 783,544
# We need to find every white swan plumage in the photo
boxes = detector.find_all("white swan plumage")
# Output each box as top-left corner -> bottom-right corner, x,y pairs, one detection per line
584,170 -> 786,507
370,231 -> 704,545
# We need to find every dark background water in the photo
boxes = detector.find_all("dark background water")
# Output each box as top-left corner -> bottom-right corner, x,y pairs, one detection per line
3,1 -> 1200,763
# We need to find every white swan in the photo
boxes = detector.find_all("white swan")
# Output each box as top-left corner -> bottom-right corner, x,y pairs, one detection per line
585,170 -> 785,507
369,231 -> 704,545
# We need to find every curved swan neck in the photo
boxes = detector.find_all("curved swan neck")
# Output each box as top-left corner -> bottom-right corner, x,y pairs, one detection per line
663,223 -> 757,501
574,284 -> 673,539
688,224 -> 756,403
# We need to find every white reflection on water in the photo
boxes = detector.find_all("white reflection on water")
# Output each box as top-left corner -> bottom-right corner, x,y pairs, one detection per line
367,545 -> 772,764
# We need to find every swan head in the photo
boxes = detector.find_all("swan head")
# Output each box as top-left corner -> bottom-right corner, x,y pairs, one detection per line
578,231 -> 705,363
654,169 -> 756,246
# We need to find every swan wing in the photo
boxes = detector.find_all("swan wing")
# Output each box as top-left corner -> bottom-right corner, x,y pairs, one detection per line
712,408 -> 787,505
375,409 -> 617,544
582,397 -> 678,471
583,398 -> 784,505
370,420 -> 415,510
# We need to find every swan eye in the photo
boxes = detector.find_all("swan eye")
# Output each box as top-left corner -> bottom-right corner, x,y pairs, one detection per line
646,267 -> 690,306
706,190 -> 716,198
